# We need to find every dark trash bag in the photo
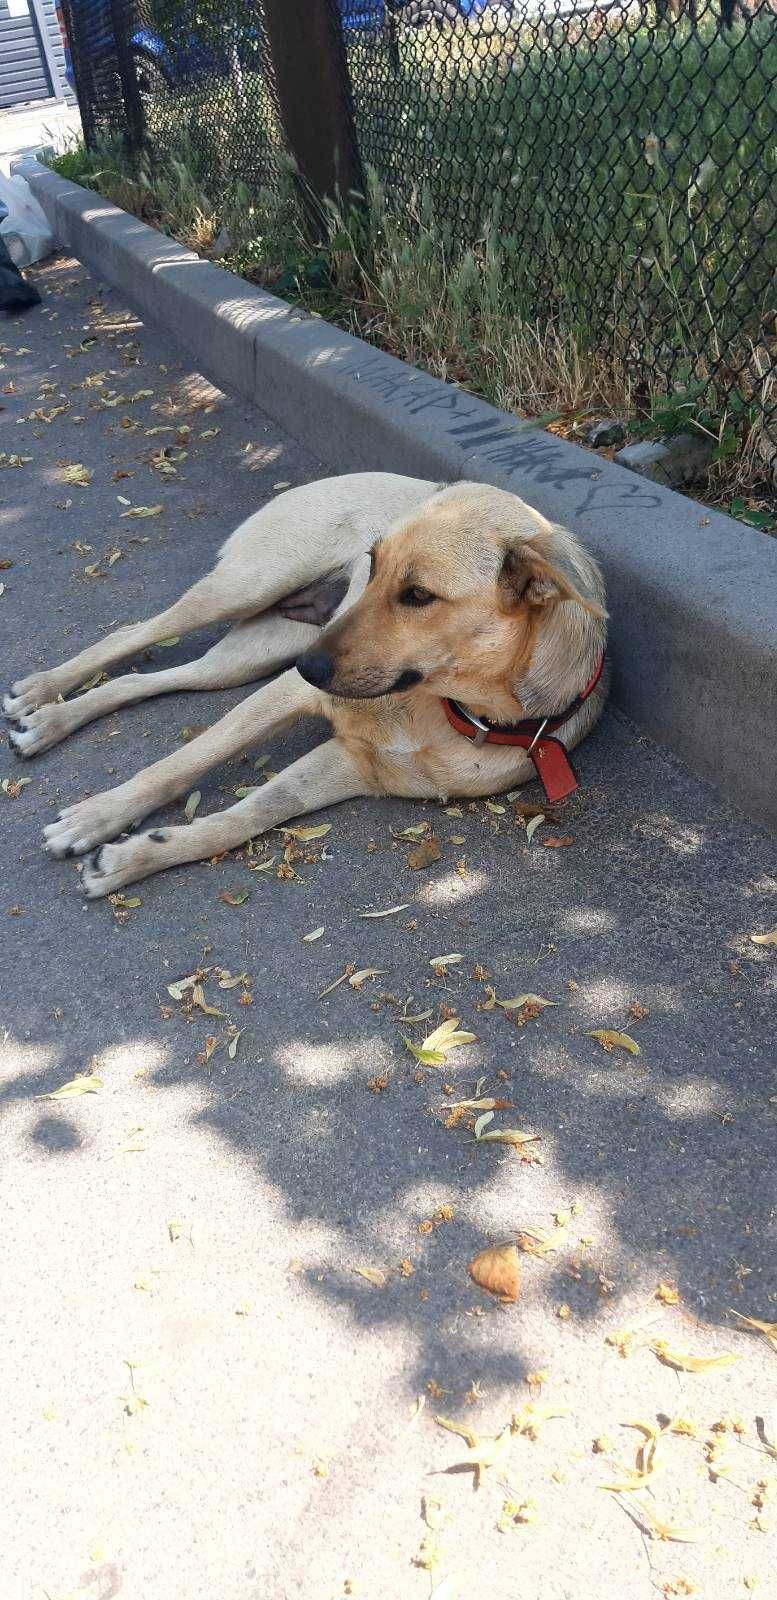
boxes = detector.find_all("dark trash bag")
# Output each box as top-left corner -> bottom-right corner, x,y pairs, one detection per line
0,233 -> 41,315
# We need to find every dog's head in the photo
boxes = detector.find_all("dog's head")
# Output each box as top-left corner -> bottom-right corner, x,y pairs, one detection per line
297,483 -> 606,716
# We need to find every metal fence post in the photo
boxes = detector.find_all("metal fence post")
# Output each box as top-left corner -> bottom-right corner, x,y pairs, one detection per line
260,0 -> 365,223
109,0 -> 146,152
61,0 -> 97,146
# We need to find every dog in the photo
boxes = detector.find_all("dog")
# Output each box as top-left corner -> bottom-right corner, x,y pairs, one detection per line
3,473 -> 608,897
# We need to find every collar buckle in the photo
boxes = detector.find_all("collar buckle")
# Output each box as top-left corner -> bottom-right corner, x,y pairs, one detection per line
449,699 -> 490,747
527,716 -> 549,755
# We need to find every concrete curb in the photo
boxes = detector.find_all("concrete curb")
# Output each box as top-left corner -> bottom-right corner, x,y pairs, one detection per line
22,160 -> 777,829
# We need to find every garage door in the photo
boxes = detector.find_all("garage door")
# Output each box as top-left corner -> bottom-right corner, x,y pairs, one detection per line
0,0 -> 54,108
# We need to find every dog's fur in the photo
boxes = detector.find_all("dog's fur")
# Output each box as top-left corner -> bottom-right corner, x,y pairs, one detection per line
3,473 -> 607,897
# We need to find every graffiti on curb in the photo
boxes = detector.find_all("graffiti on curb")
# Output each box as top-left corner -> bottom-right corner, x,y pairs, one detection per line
340,354 -> 661,514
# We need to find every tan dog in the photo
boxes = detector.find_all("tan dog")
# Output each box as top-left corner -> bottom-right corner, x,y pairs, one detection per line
3,473 -> 607,897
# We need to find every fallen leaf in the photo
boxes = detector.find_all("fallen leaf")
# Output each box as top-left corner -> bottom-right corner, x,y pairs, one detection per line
617,1499 -> 701,1543
589,1030 -> 641,1056
449,1096 -> 512,1112
184,790 -> 201,822
468,1243 -> 521,1303
429,953 -> 463,968
227,1030 -> 243,1060
408,834 -> 442,870
359,904 -> 410,919
191,983 -> 225,1018
493,992 -> 558,1013
515,1225 -> 566,1257
750,928 -> 777,945
544,834 -> 574,848
391,822 -> 429,840
402,1017 -> 476,1066
167,973 -> 198,1000
655,1281 -> 680,1306
61,463 -> 92,486
218,890 -> 249,907
730,1311 -> 777,1352
354,1266 -> 386,1288
525,814 -> 545,843
2,777 -> 32,798
650,1340 -> 740,1373
280,823 -> 331,841
46,1073 -> 102,1099
436,1416 -> 513,1484
119,504 -> 163,519
349,968 -> 385,988
108,893 -> 141,909
217,970 -> 249,989
475,1128 -> 542,1153
302,927 -> 325,942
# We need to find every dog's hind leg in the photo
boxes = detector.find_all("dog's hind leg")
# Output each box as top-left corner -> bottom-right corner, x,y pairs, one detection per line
79,739 -> 366,898
43,667 -> 322,859
7,613 -> 318,758
3,565 -> 279,721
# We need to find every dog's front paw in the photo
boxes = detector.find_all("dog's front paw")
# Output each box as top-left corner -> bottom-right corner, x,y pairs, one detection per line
80,836 -> 156,898
6,703 -> 70,758
43,794 -> 130,858
3,671 -> 58,719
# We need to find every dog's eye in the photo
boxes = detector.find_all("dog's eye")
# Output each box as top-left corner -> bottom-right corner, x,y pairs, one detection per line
399,585 -> 436,608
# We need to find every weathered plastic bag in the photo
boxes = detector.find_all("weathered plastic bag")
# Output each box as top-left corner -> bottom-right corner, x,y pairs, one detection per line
0,170 -> 53,267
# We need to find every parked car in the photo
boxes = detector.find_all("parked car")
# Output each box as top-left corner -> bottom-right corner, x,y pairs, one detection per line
61,1 -> 492,100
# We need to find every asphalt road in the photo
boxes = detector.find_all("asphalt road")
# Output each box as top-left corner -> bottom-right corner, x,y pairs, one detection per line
1,258 -> 776,1600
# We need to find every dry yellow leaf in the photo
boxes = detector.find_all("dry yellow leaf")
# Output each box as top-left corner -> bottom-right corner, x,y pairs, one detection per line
618,1500 -> 701,1543
191,983 -> 225,1018
120,504 -> 163,519
281,823 -> 331,841
655,1281 -> 681,1305
402,1017 -> 476,1066
46,1072 -> 102,1100
348,968 -> 385,988
302,927 -> 325,942
408,834 -> 442,870
515,1225 -> 566,1257
730,1311 -> 777,1351
475,1127 -> 541,1150
354,1266 -> 386,1288
184,790 -> 201,822
61,463 -> 92,486
468,1243 -> 521,1303
359,903 -> 410,919
167,973 -> 198,1000
750,929 -> 777,946
589,1029 -> 641,1056
650,1340 -> 740,1373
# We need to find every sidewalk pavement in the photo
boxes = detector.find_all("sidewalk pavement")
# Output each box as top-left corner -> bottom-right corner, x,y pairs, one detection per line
0,98 -> 80,177
1,257 -> 776,1600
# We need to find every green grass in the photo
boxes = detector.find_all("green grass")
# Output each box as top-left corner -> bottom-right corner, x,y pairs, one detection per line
49,8 -> 776,511
346,8 -> 776,398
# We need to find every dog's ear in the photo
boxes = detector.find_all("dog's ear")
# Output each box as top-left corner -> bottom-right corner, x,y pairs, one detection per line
499,545 -> 605,619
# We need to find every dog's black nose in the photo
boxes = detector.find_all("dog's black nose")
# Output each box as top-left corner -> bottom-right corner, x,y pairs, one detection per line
297,650 -> 335,689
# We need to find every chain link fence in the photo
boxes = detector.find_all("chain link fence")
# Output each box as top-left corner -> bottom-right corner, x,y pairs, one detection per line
62,0 -> 776,434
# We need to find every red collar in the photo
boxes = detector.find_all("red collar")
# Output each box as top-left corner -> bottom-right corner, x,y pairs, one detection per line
441,651 -> 605,805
